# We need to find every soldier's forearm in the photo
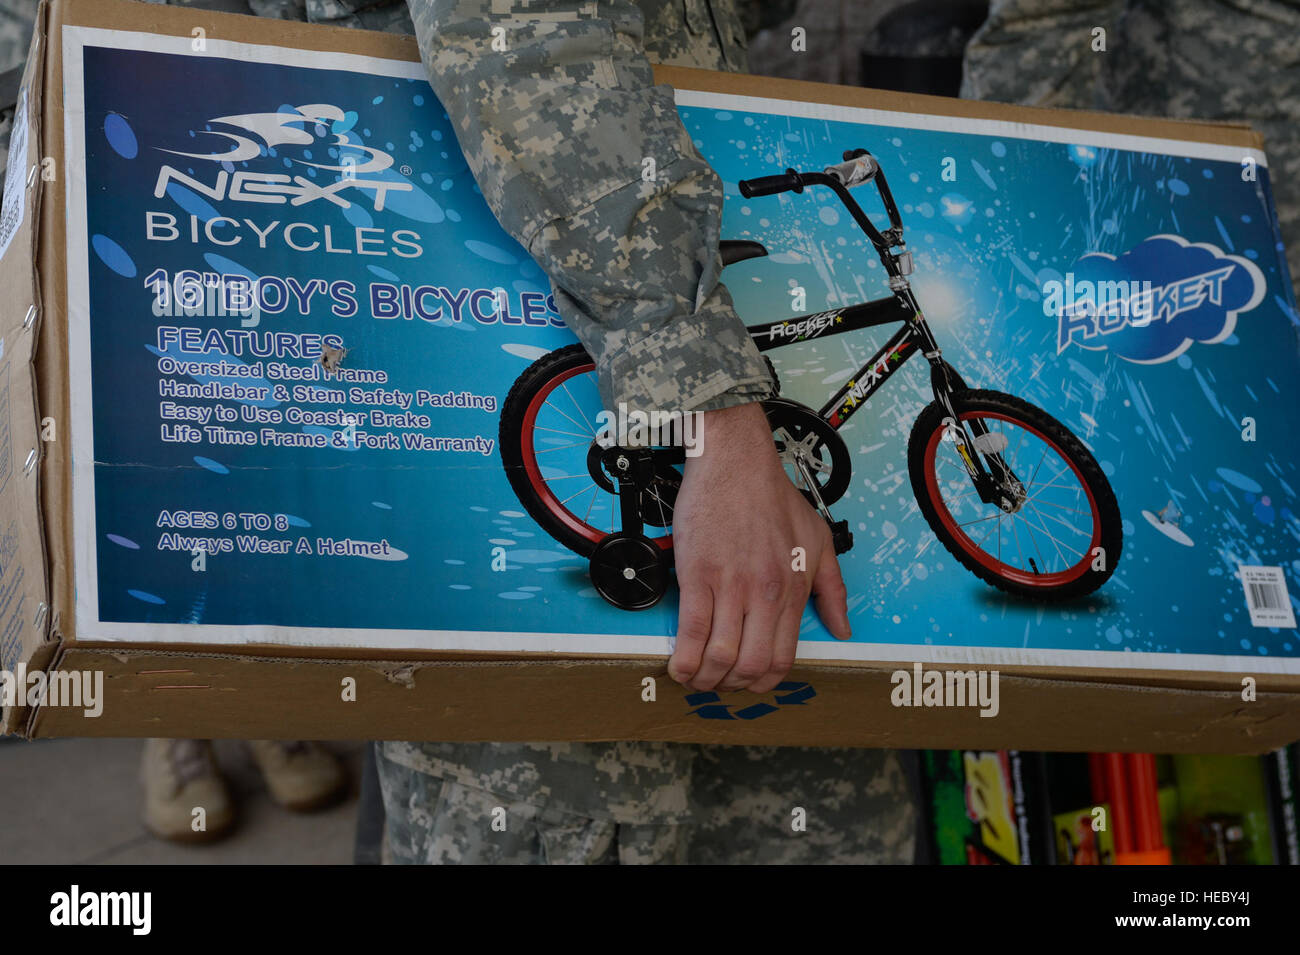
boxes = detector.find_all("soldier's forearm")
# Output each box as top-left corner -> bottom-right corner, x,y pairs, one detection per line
405,0 -> 774,413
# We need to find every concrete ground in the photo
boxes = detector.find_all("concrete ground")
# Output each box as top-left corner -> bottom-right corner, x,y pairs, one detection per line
0,737 -> 364,864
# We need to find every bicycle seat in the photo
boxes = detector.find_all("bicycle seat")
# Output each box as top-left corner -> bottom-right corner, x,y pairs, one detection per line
719,240 -> 768,266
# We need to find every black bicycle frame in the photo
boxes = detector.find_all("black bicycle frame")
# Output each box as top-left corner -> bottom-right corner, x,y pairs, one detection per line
737,155 -> 1001,499
745,295 -> 936,429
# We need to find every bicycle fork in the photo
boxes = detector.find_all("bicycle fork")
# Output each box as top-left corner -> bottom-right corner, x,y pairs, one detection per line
921,326 -> 1027,515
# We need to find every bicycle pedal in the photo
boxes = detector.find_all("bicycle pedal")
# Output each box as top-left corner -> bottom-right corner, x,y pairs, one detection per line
829,519 -> 854,555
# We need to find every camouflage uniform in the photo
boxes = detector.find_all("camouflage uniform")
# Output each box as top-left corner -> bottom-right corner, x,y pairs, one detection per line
0,0 -> 915,863
379,739 -> 914,864
961,0 -> 1300,292
394,0 -> 910,865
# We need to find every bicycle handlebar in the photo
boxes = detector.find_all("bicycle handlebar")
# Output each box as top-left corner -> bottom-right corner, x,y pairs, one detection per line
737,148 -> 906,250
822,155 -> 877,187
738,169 -> 803,199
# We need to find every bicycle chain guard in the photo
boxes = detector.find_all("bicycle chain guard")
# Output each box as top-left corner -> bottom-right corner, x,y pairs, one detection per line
763,398 -> 851,507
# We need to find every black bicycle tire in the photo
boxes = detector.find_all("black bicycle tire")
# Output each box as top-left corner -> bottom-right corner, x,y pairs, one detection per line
499,343 -> 606,558
907,389 -> 1123,601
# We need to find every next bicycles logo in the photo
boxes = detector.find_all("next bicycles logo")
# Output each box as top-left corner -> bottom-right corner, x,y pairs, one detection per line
154,104 -> 412,212
1045,234 -> 1266,363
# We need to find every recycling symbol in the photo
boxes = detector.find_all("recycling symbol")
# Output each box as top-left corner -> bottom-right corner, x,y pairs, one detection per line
685,681 -> 816,720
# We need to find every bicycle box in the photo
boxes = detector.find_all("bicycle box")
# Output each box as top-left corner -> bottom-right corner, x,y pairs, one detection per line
3,0 -> 1298,752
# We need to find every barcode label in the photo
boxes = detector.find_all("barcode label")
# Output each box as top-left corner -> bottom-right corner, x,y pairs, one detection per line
1239,565 -> 1296,629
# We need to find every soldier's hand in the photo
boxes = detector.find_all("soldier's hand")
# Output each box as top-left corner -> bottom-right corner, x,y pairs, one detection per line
667,402 -> 851,694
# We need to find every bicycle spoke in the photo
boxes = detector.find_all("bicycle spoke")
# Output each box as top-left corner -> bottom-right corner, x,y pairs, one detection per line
944,447 -> 972,480
1024,469 -> 1081,502
1025,442 -> 1050,491
958,512 -> 1005,529
1016,506 -> 1059,573
1009,514 -> 1027,572
939,452 -> 967,474
1015,508 -> 1086,559
559,482 -> 598,506
1011,422 -> 1028,466
649,486 -> 670,526
535,424 -> 593,440
970,511 -> 1004,550
1021,507 -> 1078,569
536,440 -> 589,453
1027,502 -> 1094,540
1029,498 -> 1092,517
560,379 -> 598,434
545,400 -> 596,439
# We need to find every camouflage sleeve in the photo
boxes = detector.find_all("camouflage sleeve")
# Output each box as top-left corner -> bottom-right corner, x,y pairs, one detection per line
961,0 -> 1300,289
404,0 -> 774,415
960,0 -> 1123,110
302,0 -> 413,30
0,0 -> 40,74
732,0 -> 796,35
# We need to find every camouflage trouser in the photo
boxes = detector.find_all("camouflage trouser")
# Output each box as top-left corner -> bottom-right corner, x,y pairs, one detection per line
961,0 -> 1300,293
378,742 -> 916,864
377,744 -> 691,864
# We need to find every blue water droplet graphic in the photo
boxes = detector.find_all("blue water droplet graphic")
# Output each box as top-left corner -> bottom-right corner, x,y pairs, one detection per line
104,113 -> 137,158
91,234 -> 136,277
193,456 -> 229,474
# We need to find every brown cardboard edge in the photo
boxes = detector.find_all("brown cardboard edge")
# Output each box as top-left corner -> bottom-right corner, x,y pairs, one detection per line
653,65 -> 1268,152
1,0 -> 54,735
61,0 -> 419,60
30,644 -> 1300,754
59,639 -> 1300,694
34,0 -> 72,730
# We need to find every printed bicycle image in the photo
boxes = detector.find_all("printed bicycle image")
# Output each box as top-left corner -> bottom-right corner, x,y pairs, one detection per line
500,149 -> 1124,611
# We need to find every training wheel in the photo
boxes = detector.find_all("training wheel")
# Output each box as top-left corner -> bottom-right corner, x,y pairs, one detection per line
589,533 -> 670,610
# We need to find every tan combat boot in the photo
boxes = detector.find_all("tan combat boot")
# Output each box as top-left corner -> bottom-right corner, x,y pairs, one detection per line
140,738 -> 236,843
247,740 -> 347,812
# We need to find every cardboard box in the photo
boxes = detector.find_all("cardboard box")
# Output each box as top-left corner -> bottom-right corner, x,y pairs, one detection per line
3,0 -> 1299,750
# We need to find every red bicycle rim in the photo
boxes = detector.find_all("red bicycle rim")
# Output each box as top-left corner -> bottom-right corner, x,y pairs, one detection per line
520,362 -> 674,551
923,410 -> 1101,588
